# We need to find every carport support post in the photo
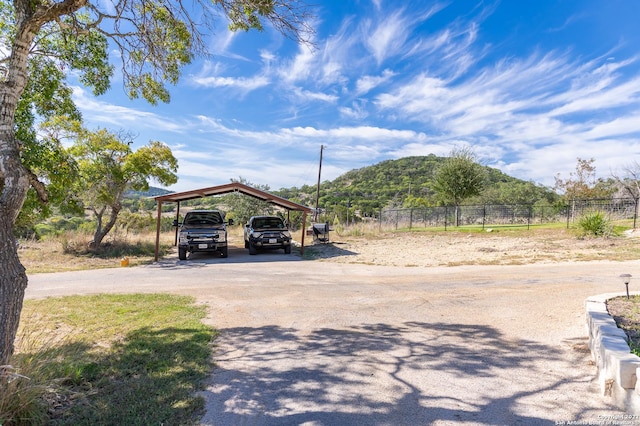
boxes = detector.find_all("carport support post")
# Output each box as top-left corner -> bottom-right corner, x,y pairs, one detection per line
154,201 -> 162,262
300,211 -> 308,255
174,202 -> 181,246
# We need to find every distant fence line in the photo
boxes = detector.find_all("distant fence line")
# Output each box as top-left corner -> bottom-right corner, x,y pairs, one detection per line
329,198 -> 639,231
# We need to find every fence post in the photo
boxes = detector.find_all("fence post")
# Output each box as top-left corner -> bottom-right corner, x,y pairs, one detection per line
482,206 -> 486,230
395,209 -> 399,230
566,204 -> 570,229
635,198 -> 638,230
409,208 -> 413,229
527,205 -> 531,230
379,209 -> 382,233
444,206 -> 448,231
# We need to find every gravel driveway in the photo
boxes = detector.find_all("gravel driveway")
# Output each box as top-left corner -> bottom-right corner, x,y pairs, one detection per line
26,247 -> 638,424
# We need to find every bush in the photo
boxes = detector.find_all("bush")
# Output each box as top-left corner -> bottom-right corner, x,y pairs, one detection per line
33,223 -> 56,238
578,211 -> 612,237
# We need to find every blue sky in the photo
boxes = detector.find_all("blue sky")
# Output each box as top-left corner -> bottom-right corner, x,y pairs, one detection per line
73,0 -> 640,193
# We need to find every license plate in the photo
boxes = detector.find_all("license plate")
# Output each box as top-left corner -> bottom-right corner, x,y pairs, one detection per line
198,243 -> 208,249
269,239 -> 277,244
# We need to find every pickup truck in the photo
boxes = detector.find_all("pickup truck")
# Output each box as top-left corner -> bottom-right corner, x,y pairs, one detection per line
176,210 -> 233,260
244,215 -> 292,255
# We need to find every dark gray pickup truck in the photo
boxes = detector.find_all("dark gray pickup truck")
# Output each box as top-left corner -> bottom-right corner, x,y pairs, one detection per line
176,210 -> 233,260
244,215 -> 292,255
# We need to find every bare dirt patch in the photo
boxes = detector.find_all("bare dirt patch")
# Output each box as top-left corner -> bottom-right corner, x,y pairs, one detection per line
303,228 -> 640,267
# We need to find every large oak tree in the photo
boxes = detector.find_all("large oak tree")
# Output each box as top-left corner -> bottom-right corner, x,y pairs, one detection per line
0,0 -> 312,367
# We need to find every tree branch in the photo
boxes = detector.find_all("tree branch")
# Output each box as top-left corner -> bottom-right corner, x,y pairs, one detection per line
26,168 -> 48,203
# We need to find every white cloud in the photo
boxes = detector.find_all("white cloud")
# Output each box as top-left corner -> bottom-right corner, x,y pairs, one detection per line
72,87 -> 185,133
339,100 -> 369,120
355,69 -> 396,95
363,10 -> 411,65
192,74 -> 270,91
292,87 -> 338,103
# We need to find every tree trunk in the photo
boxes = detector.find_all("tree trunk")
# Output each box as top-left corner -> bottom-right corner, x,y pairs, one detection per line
92,203 -> 121,246
0,91 -> 31,368
454,204 -> 460,227
0,9 -> 44,366
0,213 -> 28,366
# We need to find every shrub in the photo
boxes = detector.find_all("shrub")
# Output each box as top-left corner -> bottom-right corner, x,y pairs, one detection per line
33,223 -> 56,238
578,211 -> 612,237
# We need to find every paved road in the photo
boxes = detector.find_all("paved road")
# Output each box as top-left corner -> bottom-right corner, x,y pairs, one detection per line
26,249 -> 639,425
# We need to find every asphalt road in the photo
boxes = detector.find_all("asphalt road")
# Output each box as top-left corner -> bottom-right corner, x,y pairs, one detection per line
26,248 -> 639,425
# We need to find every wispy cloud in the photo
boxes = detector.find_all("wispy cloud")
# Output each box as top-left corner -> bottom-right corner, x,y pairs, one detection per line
190,60 -> 270,91
363,9 -> 411,65
72,87 -> 185,133
355,69 -> 396,95
192,74 -> 270,90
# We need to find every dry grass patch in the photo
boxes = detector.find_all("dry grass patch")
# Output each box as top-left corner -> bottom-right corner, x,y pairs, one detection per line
20,231 -> 175,274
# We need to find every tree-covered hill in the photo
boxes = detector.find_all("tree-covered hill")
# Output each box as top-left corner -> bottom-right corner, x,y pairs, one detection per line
275,155 -> 559,217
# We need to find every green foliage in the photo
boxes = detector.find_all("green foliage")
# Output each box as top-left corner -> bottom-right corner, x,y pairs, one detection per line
577,211 -> 612,237
31,216 -> 91,239
475,180 -> 559,206
275,155 -> 558,224
432,147 -> 487,207
222,177 -> 275,224
33,223 -> 56,238
63,124 -> 178,245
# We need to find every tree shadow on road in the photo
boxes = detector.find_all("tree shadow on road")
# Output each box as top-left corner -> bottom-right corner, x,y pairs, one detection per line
201,322 -> 615,425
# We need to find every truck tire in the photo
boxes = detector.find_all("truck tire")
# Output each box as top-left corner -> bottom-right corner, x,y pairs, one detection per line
249,242 -> 257,255
178,247 -> 187,260
284,245 -> 291,254
220,247 -> 228,258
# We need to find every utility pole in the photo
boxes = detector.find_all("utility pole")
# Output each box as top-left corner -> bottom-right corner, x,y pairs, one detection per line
314,145 -> 324,222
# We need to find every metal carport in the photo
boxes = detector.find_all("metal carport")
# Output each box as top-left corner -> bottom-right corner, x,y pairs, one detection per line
152,182 -> 314,261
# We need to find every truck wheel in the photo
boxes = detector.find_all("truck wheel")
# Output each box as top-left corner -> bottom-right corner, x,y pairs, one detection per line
220,247 -> 228,258
178,247 -> 187,260
284,245 -> 291,254
244,239 -> 249,249
249,242 -> 257,255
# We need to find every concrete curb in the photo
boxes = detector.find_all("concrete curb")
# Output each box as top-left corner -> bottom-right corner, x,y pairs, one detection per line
586,293 -> 640,413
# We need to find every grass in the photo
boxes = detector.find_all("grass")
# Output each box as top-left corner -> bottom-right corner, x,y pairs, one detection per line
19,230 -> 175,274
1,294 -> 216,425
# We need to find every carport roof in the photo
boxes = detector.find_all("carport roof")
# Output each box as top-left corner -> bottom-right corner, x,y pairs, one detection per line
153,182 -> 313,213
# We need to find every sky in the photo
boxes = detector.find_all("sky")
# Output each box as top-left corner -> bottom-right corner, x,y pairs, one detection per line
72,0 -> 640,193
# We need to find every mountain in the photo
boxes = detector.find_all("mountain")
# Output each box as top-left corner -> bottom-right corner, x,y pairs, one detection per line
125,187 -> 173,198
275,155 -> 559,215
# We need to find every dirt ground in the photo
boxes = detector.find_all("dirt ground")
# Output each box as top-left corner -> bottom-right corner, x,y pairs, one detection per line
302,227 -> 640,267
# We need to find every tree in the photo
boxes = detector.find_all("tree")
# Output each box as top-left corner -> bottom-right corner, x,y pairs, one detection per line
69,127 -> 178,246
432,147 -> 486,226
554,158 -> 597,200
612,160 -> 640,200
0,0 -> 312,368
224,177 -> 275,224
554,158 -> 616,201
13,36 -> 86,234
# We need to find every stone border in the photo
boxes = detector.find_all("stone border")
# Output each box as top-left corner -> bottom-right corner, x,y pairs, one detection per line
586,293 -> 640,413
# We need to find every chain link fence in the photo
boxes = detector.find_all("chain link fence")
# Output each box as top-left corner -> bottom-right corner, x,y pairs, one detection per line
333,198 -> 639,231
